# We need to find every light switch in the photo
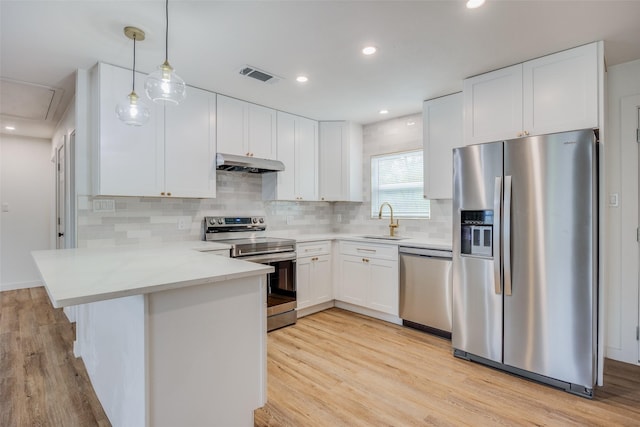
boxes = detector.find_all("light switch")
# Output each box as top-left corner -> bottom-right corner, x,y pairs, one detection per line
1,202 -> 8,212
609,193 -> 619,207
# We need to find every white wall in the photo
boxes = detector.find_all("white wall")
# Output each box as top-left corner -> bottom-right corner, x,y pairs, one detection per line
0,133 -> 55,290
605,58 -> 640,364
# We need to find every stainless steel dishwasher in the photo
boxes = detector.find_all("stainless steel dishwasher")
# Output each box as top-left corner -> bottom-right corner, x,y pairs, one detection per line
399,246 -> 453,338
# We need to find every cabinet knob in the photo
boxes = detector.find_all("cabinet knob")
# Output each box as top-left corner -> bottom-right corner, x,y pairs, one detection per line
517,132 -> 523,137
161,192 -> 165,196
167,192 -> 172,196
523,130 -> 530,136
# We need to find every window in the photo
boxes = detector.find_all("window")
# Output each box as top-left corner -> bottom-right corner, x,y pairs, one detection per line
371,150 -> 430,219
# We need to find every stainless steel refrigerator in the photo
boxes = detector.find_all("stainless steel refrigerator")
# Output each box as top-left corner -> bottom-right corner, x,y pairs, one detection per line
452,129 -> 598,398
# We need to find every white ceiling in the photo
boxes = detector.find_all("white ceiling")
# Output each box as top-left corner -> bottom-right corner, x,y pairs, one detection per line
2,0 -> 640,139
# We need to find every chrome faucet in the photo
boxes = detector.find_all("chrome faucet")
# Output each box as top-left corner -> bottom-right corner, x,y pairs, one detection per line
378,202 -> 399,237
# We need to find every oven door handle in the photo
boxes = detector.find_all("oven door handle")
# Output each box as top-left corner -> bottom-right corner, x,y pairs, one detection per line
239,252 -> 297,263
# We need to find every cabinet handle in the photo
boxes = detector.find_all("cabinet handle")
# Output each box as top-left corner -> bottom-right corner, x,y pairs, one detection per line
246,152 -> 251,157
321,197 -> 325,201
362,258 -> 369,263
312,257 -> 318,261
523,130 -> 530,136
167,192 -> 172,196
161,192 -> 165,196
357,248 -> 376,253
304,248 -> 321,253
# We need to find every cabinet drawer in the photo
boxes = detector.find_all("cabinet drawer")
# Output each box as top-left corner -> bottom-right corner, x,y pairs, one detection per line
340,241 -> 398,261
297,241 -> 331,257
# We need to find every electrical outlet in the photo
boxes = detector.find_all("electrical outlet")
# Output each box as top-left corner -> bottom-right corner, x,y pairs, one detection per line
177,218 -> 189,230
335,214 -> 342,223
286,216 -> 294,225
93,199 -> 115,213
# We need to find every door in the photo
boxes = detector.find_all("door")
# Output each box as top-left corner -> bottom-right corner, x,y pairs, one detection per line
216,95 -> 247,156
295,117 -> 318,200
368,257 -> 399,315
248,104 -> 276,160
452,142 -> 503,363
503,129 -> 597,387
339,255 -> 367,306
56,142 -> 65,249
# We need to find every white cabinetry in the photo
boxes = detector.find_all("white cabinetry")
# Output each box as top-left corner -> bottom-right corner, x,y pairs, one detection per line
319,121 -> 363,202
263,111 -> 318,201
216,94 -> 276,160
296,241 -> 332,316
336,241 -> 399,316
463,42 -> 601,145
422,93 -> 462,200
91,62 -> 216,198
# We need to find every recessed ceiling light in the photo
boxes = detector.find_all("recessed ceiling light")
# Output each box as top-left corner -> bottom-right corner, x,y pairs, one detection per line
466,0 -> 485,8
4,126 -> 16,131
379,109 -> 389,115
407,121 -> 416,126
296,76 -> 309,83
362,46 -> 377,55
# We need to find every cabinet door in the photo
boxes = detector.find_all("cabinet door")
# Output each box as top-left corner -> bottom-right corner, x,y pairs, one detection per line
423,93 -> 462,199
338,255 -> 367,306
523,43 -> 598,136
296,256 -> 313,310
248,104 -> 277,160
96,63 -> 164,197
216,95 -> 247,156
463,64 -> 523,145
319,121 -> 346,201
311,254 -> 332,304
368,258 -> 399,315
295,117 -> 318,200
164,87 -> 216,198
275,111 -> 296,200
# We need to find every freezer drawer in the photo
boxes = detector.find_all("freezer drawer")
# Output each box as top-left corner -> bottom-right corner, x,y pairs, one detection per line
399,247 -> 452,337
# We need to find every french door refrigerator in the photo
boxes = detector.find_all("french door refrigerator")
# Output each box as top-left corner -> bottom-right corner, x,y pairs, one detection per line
452,129 -> 598,398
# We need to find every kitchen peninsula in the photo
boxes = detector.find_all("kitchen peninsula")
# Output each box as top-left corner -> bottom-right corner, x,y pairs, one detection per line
31,243 -> 272,427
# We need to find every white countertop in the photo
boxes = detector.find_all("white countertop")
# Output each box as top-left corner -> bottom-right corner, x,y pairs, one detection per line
269,232 -> 452,251
32,242 -> 272,308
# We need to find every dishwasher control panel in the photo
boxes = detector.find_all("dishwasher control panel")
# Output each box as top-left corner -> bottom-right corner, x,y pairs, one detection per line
460,210 -> 493,258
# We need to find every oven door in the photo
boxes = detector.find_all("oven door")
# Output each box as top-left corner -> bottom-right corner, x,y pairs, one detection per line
239,252 -> 297,328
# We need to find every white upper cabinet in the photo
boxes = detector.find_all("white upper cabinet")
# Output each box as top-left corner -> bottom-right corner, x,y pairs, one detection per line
92,62 -> 164,197
91,63 -> 217,198
263,111 -> 318,201
522,42 -> 599,136
464,64 -> 523,145
423,93 -> 463,200
319,121 -> 363,202
464,42 -> 601,145
164,86 -> 216,198
216,94 -> 276,160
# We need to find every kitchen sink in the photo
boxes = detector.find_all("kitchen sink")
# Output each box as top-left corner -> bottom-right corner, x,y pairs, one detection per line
359,235 -> 407,241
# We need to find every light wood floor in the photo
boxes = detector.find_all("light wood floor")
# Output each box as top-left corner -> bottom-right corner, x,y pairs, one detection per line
255,308 -> 640,426
0,287 -> 109,426
3,288 -> 640,426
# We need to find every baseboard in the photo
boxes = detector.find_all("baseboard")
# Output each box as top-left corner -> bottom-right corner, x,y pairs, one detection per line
334,301 -> 402,325
0,280 -> 42,292
297,301 -> 335,318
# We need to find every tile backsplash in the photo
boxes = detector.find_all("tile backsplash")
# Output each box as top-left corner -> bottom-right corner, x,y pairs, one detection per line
77,112 -> 453,248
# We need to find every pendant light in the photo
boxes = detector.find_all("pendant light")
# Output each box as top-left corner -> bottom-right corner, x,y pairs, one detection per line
145,0 -> 186,105
116,27 -> 151,126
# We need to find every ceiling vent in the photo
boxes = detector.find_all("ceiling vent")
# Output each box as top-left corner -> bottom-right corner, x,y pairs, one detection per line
238,65 -> 282,84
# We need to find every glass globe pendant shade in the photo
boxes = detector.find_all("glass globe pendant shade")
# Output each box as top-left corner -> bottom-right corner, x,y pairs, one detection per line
145,60 -> 186,105
116,91 -> 151,126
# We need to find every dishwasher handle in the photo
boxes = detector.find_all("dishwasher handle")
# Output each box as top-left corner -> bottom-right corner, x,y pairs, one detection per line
399,246 -> 452,259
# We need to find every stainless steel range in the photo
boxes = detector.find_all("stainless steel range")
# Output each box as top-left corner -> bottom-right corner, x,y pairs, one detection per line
204,216 -> 297,331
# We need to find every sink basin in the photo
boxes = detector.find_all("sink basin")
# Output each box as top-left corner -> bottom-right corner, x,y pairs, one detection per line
359,235 -> 407,241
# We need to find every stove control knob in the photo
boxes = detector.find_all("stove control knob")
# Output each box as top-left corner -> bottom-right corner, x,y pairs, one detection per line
259,218 -> 264,224
208,218 -> 216,225
217,218 -> 224,224
252,218 -> 258,224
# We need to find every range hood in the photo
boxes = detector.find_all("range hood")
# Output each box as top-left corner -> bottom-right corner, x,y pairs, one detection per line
216,153 -> 284,173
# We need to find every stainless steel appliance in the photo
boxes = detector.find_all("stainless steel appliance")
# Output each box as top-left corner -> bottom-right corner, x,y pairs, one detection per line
452,129 -> 598,398
399,247 -> 452,338
204,216 -> 297,331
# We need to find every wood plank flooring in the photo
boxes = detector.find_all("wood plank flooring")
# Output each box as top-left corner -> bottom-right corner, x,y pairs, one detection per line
255,308 -> 640,426
3,288 -> 640,426
0,287 -> 109,426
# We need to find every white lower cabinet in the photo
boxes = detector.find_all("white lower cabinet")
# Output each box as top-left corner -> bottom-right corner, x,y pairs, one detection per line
296,242 -> 332,315
336,241 -> 399,316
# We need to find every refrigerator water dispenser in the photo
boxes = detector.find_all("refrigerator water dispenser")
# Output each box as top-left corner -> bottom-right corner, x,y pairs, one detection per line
460,210 -> 493,258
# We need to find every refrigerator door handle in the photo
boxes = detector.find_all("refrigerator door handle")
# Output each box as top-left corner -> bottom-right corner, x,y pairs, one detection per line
493,176 -> 502,294
504,175 -> 513,296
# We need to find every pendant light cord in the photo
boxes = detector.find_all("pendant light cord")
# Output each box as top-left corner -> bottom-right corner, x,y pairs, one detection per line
132,35 -> 137,92
164,0 -> 169,63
